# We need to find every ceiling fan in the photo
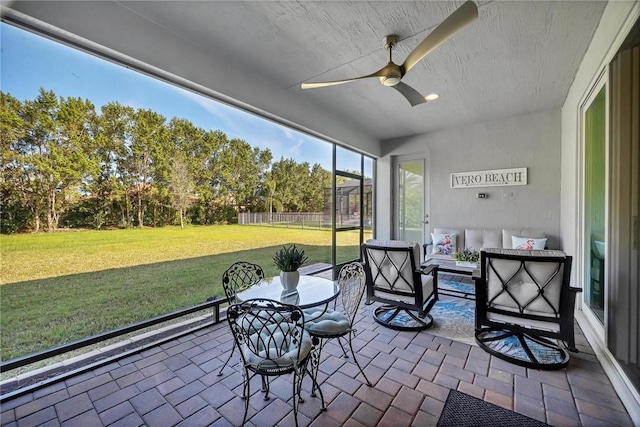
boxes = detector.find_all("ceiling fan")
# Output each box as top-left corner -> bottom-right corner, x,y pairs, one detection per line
301,1 -> 478,107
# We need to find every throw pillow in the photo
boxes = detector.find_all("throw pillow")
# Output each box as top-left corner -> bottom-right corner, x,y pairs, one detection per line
512,236 -> 547,250
431,233 -> 457,255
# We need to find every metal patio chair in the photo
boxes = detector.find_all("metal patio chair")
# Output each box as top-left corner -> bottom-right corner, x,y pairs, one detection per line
303,262 -> 372,391
227,298 -> 325,426
474,249 -> 581,369
362,239 -> 439,331
218,261 -> 265,376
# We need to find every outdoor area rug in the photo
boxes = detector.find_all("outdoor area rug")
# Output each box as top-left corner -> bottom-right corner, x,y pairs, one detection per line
438,278 -> 476,300
428,280 -> 476,345
437,389 -> 550,427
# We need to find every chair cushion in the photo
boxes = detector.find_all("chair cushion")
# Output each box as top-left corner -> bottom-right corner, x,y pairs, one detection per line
303,309 -> 350,335
374,273 -> 434,305
465,229 -> 502,251
365,239 -> 421,291
485,250 -> 567,317
244,323 -> 312,370
366,239 -> 421,264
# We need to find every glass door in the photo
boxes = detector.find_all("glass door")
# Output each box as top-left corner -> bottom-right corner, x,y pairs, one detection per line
331,146 -> 374,278
395,158 -> 426,243
582,80 -> 607,325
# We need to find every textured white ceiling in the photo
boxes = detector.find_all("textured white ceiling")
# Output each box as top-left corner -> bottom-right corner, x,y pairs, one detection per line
4,1 -> 608,151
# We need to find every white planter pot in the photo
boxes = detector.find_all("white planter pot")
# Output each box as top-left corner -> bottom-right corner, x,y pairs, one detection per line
455,261 -> 477,268
280,270 -> 300,292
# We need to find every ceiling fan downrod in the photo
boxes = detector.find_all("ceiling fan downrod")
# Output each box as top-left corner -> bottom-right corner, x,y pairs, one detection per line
380,35 -> 401,87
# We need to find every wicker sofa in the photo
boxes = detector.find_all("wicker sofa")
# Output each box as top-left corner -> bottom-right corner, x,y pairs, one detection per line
423,228 -> 551,262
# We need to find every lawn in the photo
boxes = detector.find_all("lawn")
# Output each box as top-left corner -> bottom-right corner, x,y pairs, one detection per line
0,225 -> 369,361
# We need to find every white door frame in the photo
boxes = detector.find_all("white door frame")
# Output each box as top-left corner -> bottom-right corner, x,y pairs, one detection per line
577,69 -> 609,341
393,154 -> 430,243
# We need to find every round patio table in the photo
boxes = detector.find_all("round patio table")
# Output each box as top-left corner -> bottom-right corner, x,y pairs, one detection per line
235,275 -> 339,309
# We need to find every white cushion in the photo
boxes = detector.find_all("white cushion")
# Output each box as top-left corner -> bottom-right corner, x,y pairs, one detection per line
433,228 -> 465,249
244,323 -> 312,369
373,273 -> 434,305
431,233 -> 457,255
366,239 -> 421,265
512,236 -> 548,250
502,229 -> 547,248
365,239 -> 422,284
303,309 -> 350,335
486,253 -> 565,316
465,229 -> 502,251
365,240 -> 421,292
427,228 -> 550,254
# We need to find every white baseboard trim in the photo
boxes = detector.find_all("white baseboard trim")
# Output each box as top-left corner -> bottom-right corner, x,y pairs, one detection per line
575,309 -> 640,425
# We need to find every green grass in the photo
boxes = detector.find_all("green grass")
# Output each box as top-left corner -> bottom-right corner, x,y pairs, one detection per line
0,225 -> 370,361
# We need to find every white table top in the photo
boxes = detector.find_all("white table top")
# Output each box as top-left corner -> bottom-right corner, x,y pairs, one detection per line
235,275 -> 339,309
423,258 -> 477,274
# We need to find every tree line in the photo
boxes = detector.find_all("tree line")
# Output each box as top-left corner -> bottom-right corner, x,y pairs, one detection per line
1,88 -> 333,233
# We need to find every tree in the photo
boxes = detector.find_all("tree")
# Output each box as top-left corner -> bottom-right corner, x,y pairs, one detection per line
1,92 -> 31,233
169,157 -> 194,229
264,175 -> 276,223
9,90 -> 56,232
53,95 -> 100,229
127,109 -> 168,227
270,157 -> 311,212
304,163 -> 332,212
218,138 -> 271,214
92,102 -> 134,228
10,90 -> 97,232
2,88 -> 336,233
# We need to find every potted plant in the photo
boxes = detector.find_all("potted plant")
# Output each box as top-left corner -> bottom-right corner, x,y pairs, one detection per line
451,248 -> 480,268
273,244 -> 308,292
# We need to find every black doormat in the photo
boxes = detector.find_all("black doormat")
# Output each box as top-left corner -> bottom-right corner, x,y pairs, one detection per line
437,389 -> 550,427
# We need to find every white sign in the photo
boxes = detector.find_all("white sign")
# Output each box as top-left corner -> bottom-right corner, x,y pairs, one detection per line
451,167 -> 527,188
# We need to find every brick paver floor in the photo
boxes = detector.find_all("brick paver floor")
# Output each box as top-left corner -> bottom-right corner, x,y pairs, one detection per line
0,272 -> 635,426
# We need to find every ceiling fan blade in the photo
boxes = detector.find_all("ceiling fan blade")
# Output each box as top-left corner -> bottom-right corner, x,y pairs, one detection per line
402,0 -> 478,74
391,82 -> 427,107
301,68 -> 387,89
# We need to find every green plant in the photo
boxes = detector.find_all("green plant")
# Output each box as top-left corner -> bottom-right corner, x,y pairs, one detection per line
451,248 -> 480,263
273,244 -> 308,272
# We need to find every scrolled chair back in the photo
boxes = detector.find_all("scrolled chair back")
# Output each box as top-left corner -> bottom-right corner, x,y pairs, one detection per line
337,262 -> 367,325
227,298 -> 311,371
222,261 -> 265,302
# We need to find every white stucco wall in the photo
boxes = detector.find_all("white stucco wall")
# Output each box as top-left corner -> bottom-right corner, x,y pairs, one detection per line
376,109 -> 562,248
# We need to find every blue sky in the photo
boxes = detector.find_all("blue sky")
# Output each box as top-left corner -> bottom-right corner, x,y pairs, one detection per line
1,23 -> 341,171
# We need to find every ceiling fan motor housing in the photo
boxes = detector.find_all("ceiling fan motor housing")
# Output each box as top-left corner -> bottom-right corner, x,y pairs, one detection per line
380,75 -> 401,86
